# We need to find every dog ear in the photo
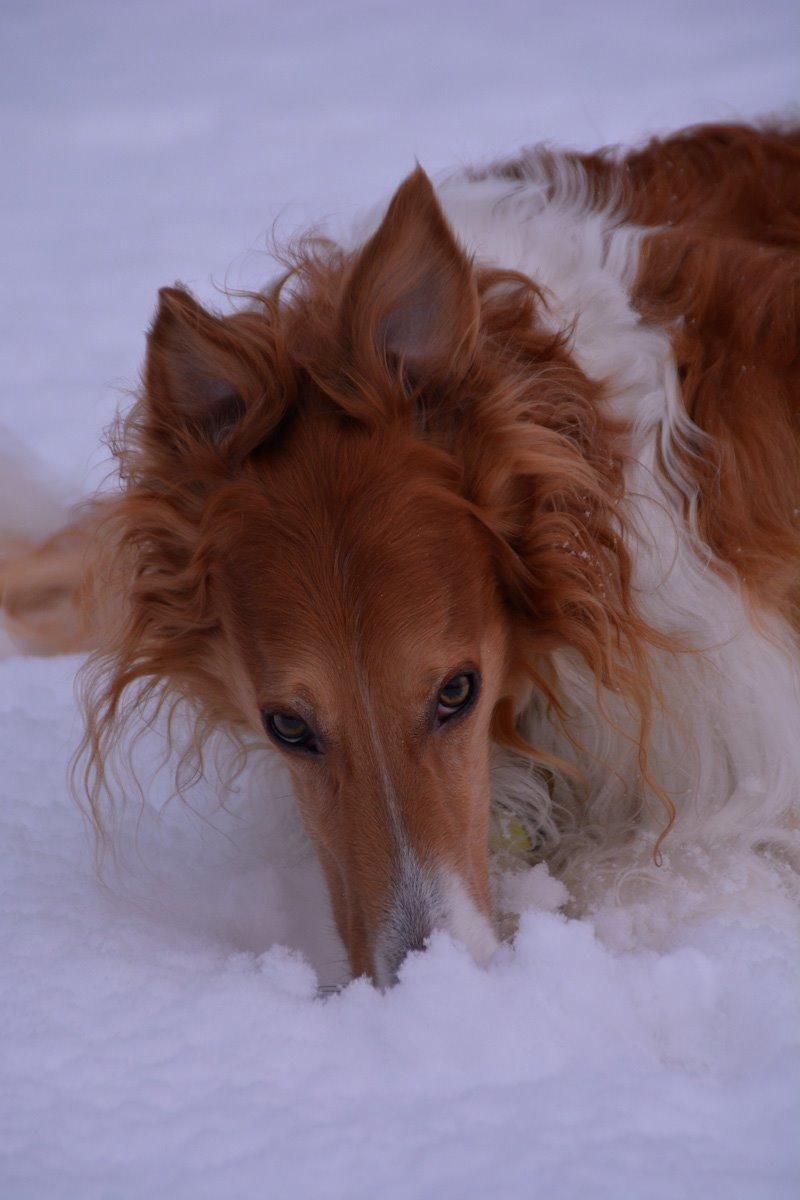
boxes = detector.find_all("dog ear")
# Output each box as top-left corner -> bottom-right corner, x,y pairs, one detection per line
342,166 -> 479,381
144,287 -> 250,444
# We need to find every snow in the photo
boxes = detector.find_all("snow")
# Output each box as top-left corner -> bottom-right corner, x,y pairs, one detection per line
2,2 -> 799,1196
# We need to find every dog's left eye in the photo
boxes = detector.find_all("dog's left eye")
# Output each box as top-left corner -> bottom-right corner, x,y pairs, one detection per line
436,672 -> 477,723
263,711 -> 319,752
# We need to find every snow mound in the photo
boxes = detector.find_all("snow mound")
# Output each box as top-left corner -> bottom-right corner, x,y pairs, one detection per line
1,653 -> 798,1199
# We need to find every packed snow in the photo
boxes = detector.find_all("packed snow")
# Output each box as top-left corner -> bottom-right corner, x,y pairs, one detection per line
1,2 -> 799,1197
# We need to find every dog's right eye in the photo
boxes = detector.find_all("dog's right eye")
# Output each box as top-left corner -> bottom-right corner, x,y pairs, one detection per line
263,711 -> 319,752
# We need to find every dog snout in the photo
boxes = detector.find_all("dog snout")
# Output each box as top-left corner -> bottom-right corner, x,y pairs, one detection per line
372,852 -> 438,987
371,853 -> 498,987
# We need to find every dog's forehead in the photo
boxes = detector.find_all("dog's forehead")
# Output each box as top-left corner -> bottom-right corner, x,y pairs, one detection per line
225,478 -> 490,644
214,420 -> 498,688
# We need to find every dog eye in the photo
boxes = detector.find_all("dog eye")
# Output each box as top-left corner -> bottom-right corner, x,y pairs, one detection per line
436,672 -> 476,722
263,711 -> 318,752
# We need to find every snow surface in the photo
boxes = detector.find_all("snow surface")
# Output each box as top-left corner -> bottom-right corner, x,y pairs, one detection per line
2,2 -> 800,1197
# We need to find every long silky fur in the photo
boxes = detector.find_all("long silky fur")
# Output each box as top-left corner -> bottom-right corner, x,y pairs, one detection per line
4,121 -> 795,912
77,241 -> 672,856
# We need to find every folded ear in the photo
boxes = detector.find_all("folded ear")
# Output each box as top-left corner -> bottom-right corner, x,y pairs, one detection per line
342,166 -> 479,381
144,287 -> 249,444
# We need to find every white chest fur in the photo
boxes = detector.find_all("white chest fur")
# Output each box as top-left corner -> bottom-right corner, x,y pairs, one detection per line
436,165 -> 800,881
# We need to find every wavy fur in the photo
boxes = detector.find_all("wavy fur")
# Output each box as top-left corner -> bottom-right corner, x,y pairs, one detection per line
3,122 -> 799,976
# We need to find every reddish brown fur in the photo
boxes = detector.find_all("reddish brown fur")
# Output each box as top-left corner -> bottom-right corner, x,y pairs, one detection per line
630,129 -> 800,626
210,419 -> 510,974
494,123 -> 800,623
74,169 -> 661,975
4,123 -> 798,979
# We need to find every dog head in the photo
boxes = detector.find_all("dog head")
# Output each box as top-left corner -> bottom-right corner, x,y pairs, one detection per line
88,168 -> 647,983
